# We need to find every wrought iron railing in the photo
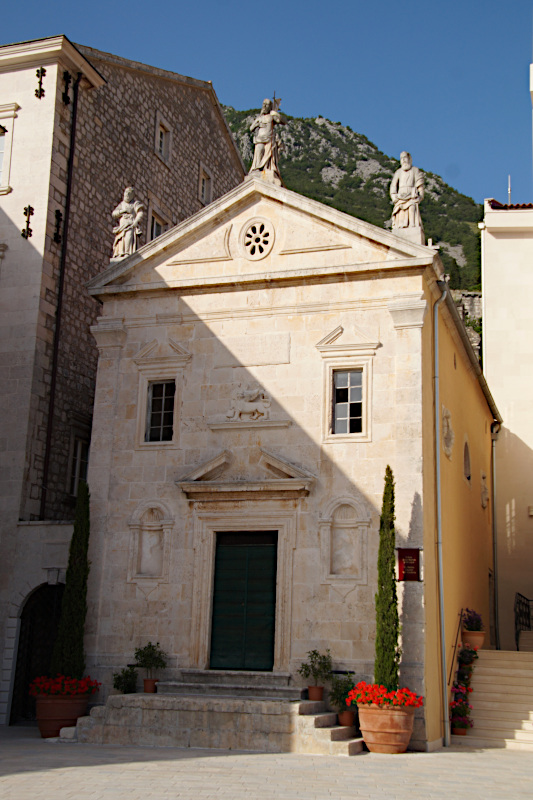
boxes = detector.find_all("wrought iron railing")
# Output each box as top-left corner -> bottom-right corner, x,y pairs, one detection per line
514,592 -> 533,650
448,608 -> 464,686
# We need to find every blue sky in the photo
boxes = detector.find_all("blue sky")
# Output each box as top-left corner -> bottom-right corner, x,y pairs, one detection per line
4,1 -> 533,204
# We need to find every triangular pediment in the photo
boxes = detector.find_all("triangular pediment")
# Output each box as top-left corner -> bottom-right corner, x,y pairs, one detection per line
177,447 -> 315,500
316,325 -> 381,357
87,179 -> 440,298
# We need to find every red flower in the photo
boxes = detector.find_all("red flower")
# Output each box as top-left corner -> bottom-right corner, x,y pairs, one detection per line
29,675 -> 101,697
346,681 -> 423,708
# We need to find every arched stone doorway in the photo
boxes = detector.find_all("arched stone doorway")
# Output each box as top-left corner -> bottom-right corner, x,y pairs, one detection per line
9,583 -> 64,724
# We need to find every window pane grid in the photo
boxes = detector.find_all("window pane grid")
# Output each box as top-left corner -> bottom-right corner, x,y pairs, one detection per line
146,381 -> 175,442
333,370 -> 363,434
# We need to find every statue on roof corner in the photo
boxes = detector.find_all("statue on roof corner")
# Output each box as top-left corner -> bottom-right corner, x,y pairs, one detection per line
248,96 -> 286,186
111,187 -> 145,258
390,152 -> 425,244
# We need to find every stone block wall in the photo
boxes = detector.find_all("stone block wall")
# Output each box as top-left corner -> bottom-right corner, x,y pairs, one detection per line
22,48 -> 244,520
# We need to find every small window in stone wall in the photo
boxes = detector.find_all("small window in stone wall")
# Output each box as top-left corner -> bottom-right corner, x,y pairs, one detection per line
146,381 -> 176,442
332,370 -> 363,434
69,437 -> 89,496
154,111 -> 172,164
198,162 -> 212,205
464,441 -> 471,482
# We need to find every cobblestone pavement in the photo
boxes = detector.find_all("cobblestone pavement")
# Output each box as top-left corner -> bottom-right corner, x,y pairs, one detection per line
1,726 -> 532,799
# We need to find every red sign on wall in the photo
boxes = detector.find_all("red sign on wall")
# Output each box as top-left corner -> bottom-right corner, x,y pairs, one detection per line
398,549 -> 421,581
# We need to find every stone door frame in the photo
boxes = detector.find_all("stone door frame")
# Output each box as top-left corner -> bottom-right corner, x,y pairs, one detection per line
190,508 -> 296,672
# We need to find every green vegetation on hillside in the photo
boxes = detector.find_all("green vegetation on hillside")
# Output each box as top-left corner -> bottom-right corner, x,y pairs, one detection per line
224,107 -> 482,290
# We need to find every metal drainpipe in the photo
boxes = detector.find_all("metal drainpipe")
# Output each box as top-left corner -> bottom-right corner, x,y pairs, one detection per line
491,421 -> 501,650
39,72 -> 82,520
434,280 -> 450,747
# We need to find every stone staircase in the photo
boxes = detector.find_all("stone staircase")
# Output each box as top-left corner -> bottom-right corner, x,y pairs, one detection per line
75,671 -> 364,756
295,700 -> 364,756
157,669 -> 303,701
452,650 -> 533,750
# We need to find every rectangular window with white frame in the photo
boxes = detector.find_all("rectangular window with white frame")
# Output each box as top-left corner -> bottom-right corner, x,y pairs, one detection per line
332,369 -> 363,434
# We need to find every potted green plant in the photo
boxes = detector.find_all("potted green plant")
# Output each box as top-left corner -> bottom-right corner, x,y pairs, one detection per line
462,608 -> 485,649
297,649 -> 332,701
134,642 -> 167,692
30,482 -> 101,738
329,672 -> 357,726
351,467 -> 423,753
113,666 -> 138,694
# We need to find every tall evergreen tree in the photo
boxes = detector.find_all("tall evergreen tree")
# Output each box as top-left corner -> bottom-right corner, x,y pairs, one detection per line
374,465 -> 400,690
50,481 -> 90,678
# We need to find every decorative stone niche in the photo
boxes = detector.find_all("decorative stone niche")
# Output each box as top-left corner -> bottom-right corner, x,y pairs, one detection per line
128,501 -> 173,585
319,497 -> 370,585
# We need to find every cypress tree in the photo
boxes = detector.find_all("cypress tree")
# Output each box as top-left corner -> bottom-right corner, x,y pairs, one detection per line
374,465 -> 400,690
50,481 -> 90,678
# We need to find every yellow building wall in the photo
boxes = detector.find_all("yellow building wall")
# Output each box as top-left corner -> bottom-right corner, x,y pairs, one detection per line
422,278 -> 494,746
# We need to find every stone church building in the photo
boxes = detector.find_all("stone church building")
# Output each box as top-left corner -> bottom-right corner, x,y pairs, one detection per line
84,177 -> 499,750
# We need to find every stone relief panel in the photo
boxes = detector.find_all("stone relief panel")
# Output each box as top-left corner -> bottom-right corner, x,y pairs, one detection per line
319,497 -> 370,585
128,501 -> 174,585
442,406 -> 454,459
226,383 -> 271,421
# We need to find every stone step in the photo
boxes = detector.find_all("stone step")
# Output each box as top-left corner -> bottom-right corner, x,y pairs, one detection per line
519,631 -> 533,652
474,700 -> 533,720
157,682 -> 303,700
474,665 -> 533,680
451,733 -> 533,751
297,712 -> 339,730
478,650 -> 533,663
296,700 -> 326,715
471,716 -> 533,734
471,675 -> 533,703
178,669 -> 292,687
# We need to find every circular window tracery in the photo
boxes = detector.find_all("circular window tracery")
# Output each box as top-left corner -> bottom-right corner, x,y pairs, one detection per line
240,218 -> 275,260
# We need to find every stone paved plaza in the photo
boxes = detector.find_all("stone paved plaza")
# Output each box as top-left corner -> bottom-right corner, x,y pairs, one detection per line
1,726 -> 532,799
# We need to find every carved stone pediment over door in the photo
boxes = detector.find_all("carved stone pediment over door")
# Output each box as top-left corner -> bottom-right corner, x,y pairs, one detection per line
177,449 -> 316,671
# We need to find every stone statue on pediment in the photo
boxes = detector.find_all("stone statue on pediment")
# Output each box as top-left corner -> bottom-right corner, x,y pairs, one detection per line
248,97 -> 286,186
390,152 -> 425,244
111,187 -> 145,258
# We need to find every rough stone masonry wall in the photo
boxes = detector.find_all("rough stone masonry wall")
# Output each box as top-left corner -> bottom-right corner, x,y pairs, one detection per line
24,51 -> 244,520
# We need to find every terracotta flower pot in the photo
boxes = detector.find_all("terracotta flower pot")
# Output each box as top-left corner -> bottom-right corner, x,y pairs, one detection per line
307,686 -> 324,701
337,709 -> 355,727
462,630 -> 485,649
357,704 -> 415,754
35,695 -> 89,738
451,727 -> 467,736
143,678 -> 158,693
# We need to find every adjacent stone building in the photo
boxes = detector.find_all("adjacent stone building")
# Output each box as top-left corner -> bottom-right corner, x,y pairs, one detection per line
0,34 -> 244,724
84,178 -> 500,750
481,197 -> 533,651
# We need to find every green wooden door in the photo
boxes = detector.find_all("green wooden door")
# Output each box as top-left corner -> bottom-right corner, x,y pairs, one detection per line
210,532 -> 277,671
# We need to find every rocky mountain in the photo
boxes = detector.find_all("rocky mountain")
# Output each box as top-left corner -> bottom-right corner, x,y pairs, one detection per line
223,107 -> 482,290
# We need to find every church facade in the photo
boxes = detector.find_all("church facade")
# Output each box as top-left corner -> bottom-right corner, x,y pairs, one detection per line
85,178 -> 499,749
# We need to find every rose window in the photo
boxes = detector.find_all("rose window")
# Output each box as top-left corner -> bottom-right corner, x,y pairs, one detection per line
241,218 -> 275,260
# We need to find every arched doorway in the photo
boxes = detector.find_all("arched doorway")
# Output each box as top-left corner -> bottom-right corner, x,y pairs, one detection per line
9,583 -> 64,724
